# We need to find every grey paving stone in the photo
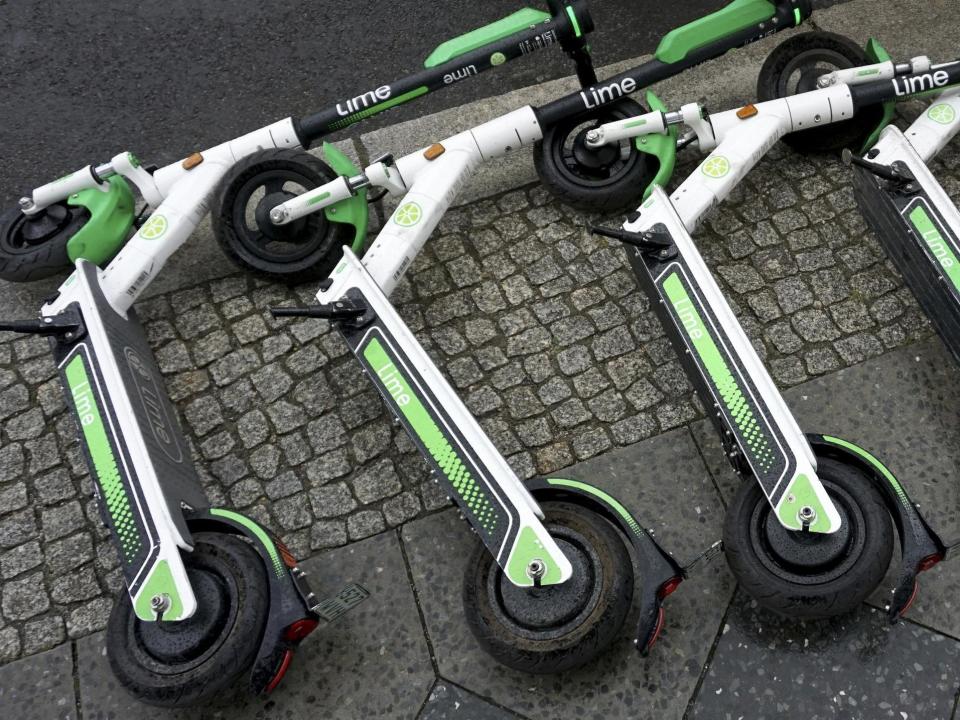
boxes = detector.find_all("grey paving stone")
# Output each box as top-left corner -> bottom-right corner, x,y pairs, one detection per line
0,641 -> 75,719
401,429 -> 733,720
691,592 -> 960,720
418,681 -> 520,720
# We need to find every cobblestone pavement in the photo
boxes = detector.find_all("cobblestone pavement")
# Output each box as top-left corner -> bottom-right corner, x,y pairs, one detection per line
1,98 -> 958,666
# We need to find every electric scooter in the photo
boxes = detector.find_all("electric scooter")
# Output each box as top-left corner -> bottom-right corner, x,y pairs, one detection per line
582,49 -> 957,620
848,86 -> 960,367
0,0 -> 597,283
3,1 -> 843,288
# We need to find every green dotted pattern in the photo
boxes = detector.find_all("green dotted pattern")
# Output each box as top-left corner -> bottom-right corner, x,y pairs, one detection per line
546,478 -> 646,538
65,354 -> 142,562
363,337 -> 500,533
662,273 -> 776,473
326,86 -> 429,131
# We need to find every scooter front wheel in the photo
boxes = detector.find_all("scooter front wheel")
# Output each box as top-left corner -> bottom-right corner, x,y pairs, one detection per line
106,532 -> 269,708
757,31 -> 886,154
723,456 -> 893,619
0,202 -> 87,282
533,98 -> 654,213
212,148 -> 354,284
462,501 -> 633,673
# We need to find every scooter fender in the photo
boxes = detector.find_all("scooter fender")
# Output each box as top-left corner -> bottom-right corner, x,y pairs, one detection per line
187,509 -> 322,696
636,90 -> 678,201
320,142 -> 369,253
526,477 -> 683,655
809,435 -> 946,621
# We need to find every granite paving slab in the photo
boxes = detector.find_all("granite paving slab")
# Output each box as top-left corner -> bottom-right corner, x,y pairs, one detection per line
691,590 -> 960,720
0,641 -> 75,720
401,428 -> 734,720
691,339 -> 960,640
74,531 -> 435,719
418,681 -> 522,720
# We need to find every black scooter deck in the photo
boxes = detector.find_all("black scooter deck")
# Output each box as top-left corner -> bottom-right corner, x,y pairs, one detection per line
853,166 -> 960,365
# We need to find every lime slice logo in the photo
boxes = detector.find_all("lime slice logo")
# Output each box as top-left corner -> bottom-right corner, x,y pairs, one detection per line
393,202 -> 422,228
928,103 -> 956,125
139,214 -> 168,240
490,52 -> 506,66
701,156 -> 730,179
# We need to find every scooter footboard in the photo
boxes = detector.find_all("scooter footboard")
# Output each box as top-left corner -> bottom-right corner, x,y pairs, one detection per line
325,249 -> 572,587
853,125 -> 960,365
51,261 -> 208,620
622,188 -> 840,534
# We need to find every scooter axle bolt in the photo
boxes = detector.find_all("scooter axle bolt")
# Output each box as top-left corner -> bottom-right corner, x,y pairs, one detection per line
150,594 -> 171,614
18,197 -> 33,211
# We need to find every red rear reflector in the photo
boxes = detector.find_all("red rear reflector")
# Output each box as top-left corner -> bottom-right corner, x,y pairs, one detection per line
276,540 -> 298,569
657,576 -> 683,599
918,554 -> 942,573
265,650 -> 293,694
900,579 -> 920,617
284,618 -> 319,643
645,607 -> 666,652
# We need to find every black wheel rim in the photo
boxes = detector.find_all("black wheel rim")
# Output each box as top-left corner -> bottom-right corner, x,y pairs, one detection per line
486,525 -> 603,641
775,48 -> 862,96
129,560 -> 239,674
1,203 -> 82,254
548,106 -> 643,189
749,480 -> 867,585
230,168 -> 330,264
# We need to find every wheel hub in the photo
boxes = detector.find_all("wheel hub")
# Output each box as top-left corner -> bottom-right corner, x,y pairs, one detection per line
572,129 -> 619,171
254,192 -> 308,243
15,205 -> 71,246
135,568 -> 230,664
495,531 -> 597,632
752,481 -> 865,582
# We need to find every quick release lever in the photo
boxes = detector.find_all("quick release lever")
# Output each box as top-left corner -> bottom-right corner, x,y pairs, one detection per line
842,148 -> 916,187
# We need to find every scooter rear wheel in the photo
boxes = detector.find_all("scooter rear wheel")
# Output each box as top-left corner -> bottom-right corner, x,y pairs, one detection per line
463,501 -> 633,673
0,202 -> 88,282
757,31 -> 886,154
106,532 -> 269,708
212,148 -> 354,284
533,98 -> 655,212
723,456 -> 893,619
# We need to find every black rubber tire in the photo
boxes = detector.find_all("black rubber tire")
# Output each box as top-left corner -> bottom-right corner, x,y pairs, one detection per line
211,148 -> 354,284
0,202 -> 88,282
723,456 -> 893,619
463,501 -> 633,673
757,31 -> 886,154
106,533 -> 269,708
533,98 -> 655,213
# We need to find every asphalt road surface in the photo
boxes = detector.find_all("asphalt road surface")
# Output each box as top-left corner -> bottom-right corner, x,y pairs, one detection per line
0,0 -> 846,203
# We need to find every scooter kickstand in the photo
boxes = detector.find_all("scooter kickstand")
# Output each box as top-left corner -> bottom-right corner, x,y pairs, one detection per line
681,540 -> 724,576
842,148 -> 919,193
0,310 -> 82,337
270,299 -> 368,323
590,225 -> 678,261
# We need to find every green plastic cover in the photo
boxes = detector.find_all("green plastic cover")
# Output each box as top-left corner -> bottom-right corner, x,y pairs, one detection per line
424,8 -> 550,68
655,0 -> 775,65
66,176 -> 136,265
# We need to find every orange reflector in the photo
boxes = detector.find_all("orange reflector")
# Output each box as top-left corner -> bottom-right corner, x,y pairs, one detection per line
182,152 -> 204,170
424,143 -> 446,160
736,104 -> 758,119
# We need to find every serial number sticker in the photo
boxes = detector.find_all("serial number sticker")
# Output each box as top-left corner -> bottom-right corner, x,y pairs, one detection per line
314,583 -> 370,622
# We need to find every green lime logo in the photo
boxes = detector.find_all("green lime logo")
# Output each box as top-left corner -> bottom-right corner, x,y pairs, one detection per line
139,214 -> 168,240
701,156 -> 730,179
928,103 -> 956,125
490,52 -> 506,66
393,202 -> 422,228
